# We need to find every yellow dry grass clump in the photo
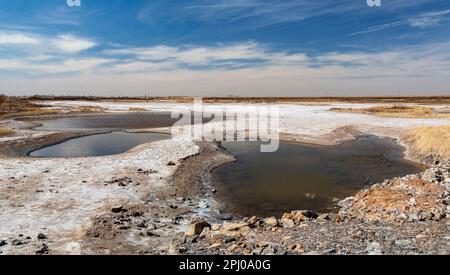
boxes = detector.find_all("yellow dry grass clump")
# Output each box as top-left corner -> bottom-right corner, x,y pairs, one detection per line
0,128 -> 14,137
405,125 -> 450,159
129,107 -> 148,111
330,105 -> 449,118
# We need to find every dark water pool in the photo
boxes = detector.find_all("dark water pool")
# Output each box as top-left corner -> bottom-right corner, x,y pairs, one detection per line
213,136 -> 424,217
33,112 -> 182,131
29,132 -> 169,158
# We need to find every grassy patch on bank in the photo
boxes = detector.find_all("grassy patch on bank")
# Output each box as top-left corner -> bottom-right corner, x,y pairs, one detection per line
129,107 -> 148,111
0,128 -> 14,137
330,105 -> 449,118
405,125 -> 450,159
0,95 -> 64,119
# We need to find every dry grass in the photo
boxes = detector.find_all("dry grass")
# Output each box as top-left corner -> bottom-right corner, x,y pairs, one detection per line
405,125 -> 450,159
330,105 -> 450,118
76,106 -> 105,113
0,128 -> 14,137
128,107 -> 148,111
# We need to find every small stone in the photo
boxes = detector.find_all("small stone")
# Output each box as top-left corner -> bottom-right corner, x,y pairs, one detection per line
37,233 -> 47,240
281,218 -> 295,228
36,244 -> 49,255
211,234 -> 236,244
146,231 -> 160,237
317,213 -> 331,221
111,205 -> 125,213
167,161 -> 176,166
217,214 -> 233,221
205,224 -> 218,233
282,210 -> 317,225
11,239 -> 23,246
264,217 -> 279,227
322,248 -> 337,254
185,219 -> 211,236
0,240 -> 7,247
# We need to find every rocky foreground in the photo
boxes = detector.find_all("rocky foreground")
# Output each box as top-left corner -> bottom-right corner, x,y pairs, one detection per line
175,160 -> 450,255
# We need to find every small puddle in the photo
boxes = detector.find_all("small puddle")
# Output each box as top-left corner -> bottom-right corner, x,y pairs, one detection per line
213,136 -> 424,217
29,131 -> 169,158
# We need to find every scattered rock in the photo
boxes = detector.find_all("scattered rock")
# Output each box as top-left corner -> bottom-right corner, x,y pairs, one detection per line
264,217 -> 279,227
281,218 -> 295,228
146,231 -> 160,237
0,240 -> 6,247
167,161 -> 176,166
36,244 -> 49,255
282,210 -> 317,225
37,233 -> 47,240
186,219 -> 211,237
111,205 -> 126,213
11,239 -> 23,246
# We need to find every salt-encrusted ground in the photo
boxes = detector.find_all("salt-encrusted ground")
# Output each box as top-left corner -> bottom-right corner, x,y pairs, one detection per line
1,100 -> 449,254
39,100 -> 450,145
0,138 -> 199,254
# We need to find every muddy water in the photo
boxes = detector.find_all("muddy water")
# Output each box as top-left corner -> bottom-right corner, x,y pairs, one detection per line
213,136 -> 424,217
29,132 -> 169,158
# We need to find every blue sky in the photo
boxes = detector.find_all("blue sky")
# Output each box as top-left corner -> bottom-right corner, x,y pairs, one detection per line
0,0 -> 449,96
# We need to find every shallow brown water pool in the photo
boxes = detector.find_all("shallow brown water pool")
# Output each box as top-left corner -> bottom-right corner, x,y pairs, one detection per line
213,136 -> 424,217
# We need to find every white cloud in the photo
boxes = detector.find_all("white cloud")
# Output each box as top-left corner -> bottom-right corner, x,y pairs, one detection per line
350,9 -> 450,36
105,43 -> 265,65
1,38 -> 450,96
408,9 -> 450,27
0,57 -> 113,74
0,33 -> 40,45
52,34 -> 96,53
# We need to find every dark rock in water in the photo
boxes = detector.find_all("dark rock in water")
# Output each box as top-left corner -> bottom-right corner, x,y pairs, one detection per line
0,240 -> 7,247
37,233 -> 47,240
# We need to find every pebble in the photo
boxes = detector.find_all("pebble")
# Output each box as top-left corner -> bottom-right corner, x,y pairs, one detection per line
186,219 -> 211,237
111,205 -> 125,213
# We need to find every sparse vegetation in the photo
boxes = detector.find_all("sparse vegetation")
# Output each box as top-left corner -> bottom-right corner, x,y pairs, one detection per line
0,95 -> 64,119
330,105 -> 450,118
405,125 -> 450,159
129,107 -> 148,111
0,128 -> 14,137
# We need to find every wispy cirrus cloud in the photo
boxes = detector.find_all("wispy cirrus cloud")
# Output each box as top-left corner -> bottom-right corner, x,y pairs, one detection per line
350,8 -> 450,36
137,0 -> 434,29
